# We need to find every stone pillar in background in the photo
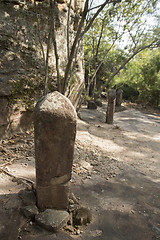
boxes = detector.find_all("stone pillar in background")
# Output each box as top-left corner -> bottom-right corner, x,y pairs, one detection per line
34,91 -> 77,210
116,89 -> 123,107
106,89 -> 116,124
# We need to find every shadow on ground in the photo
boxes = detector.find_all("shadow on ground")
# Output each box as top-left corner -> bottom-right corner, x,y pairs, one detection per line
71,169 -> 160,240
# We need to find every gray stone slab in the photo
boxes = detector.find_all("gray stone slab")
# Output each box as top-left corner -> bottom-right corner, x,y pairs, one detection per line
21,205 -> 39,219
35,209 -> 70,232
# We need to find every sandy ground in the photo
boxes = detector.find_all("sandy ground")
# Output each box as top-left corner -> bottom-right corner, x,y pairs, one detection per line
0,103 -> 160,240
78,104 -> 160,180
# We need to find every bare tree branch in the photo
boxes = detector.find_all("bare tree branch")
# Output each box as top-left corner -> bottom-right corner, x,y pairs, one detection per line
80,0 -> 121,39
90,40 -> 116,89
44,0 -> 54,95
62,0 -> 89,94
34,0 -> 45,67
52,0 -> 60,92
96,41 -> 158,99
67,0 -> 72,60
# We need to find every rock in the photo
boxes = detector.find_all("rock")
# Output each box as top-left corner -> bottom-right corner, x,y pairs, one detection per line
0,98 -> 9,127
79,160 -> 93,172
35,209 -> 70,232
0,0 -> 84,137
87,101 -> 97,109
64,225 -> 75,233
68,204 -> 79,213
21,205 -> 39,219
76,229 -> 81,235
116,89 -> 123,106
101,92 -> 107,99
95,99 -> 102,107
106,89 -> 116,124
73,207 -> 92,226
18,189 -> 36,206
0,82 -> 12,96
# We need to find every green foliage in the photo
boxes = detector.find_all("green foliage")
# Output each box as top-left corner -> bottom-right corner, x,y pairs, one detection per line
84,0 -> 159,98
114,49 -> 160,106
85,95 -> 92,101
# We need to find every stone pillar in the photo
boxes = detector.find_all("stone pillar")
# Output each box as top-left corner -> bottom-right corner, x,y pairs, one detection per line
106,89 -> 116,124
116,89 -> 123,106
34,91 -> 77,210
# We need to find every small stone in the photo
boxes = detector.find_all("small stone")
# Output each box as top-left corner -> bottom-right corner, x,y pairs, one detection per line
76,229 -> 81,235
68,204 -> 79,213
73,207 -> 92,226
21,205 -> 39,219
35,209 -> 70,232
64,225 -> 75,233
86,176 -> 91,179
87,101 -> 97,109
18,189 -> 36,206
69,199 -> 74,205
17,179 -> 23,185
95,99 -> 102,107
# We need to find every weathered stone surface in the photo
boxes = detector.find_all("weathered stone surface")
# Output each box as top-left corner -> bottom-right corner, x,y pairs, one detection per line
0,98 -> 9,127
116,89 -> 123,106
0,82 -> 12,96
87,101 -> 97,109
35,209 -> 70,232
36,182 -> 70,210
106,89 -> 116,124
18,189 -> 36,206
34,91 -> 77,209
73,207 -> 92,226
21,205 -> 39,219
95,99 -> 102,107
0,0 -> 85,137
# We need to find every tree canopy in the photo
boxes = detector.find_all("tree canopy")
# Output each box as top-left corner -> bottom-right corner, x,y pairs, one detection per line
84,0 -> 160,104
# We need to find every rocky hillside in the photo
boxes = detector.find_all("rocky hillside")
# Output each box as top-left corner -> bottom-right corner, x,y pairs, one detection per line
0,0 -> 84,137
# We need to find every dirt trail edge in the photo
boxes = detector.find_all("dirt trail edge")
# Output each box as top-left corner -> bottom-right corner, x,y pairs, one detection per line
0,103 -> 160,240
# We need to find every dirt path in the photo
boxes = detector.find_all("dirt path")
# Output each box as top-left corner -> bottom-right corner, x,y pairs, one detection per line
0,103 -> 160,240
77,104 -> 160,180
71,104 -> 160,240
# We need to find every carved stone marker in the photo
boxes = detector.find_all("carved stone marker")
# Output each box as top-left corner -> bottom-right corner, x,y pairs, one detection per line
116,89 -> 123,106
106,89 -> 116,124
34,91 -> 77,210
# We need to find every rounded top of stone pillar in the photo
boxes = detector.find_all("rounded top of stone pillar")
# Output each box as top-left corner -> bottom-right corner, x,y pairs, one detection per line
117,89 -> 123,93
35,91 -> 77,120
